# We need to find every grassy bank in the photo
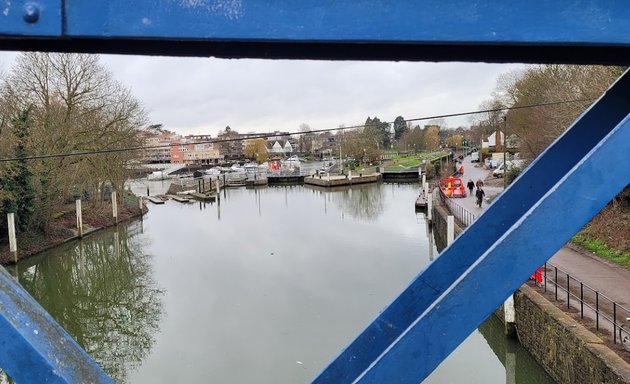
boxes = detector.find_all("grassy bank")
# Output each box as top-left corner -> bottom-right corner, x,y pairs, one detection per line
571,199 -> 630,267
384,151 -> 447,171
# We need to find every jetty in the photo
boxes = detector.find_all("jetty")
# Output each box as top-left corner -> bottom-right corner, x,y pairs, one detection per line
304,173 -> 381,187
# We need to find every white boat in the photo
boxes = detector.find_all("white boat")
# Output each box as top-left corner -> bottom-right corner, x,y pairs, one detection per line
282,156 -> 301,170
205,168 -> 221,176
147,170 -> 171,180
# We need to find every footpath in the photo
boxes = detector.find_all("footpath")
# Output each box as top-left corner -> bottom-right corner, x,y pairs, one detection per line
448,155 -> 630,352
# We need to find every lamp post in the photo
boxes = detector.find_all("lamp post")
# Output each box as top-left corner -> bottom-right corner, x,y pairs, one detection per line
503,116 -> 507,188
339,143 -> 342,174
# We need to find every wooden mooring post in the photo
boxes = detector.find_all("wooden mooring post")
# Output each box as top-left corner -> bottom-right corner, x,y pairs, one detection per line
7,213 -> 17,263
447,215 -> 454,246
504,294 -> 516,337
111,191 -> 118,224
76,199 -> 83,238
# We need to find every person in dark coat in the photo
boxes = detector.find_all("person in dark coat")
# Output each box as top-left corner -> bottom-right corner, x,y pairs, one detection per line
467,179 -> 475,196
475,187 -> 485,208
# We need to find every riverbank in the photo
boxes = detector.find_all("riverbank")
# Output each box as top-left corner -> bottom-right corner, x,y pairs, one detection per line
0,200 -> 144,265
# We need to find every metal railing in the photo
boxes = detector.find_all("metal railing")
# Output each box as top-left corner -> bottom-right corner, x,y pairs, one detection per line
542,262 -> 630,350
437,189 -> 476,227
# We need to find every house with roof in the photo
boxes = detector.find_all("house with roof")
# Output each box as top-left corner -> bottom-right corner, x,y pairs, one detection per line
482,131 -> 504,149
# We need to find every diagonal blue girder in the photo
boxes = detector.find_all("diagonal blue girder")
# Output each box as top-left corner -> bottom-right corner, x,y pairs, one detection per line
355,97 -> 630,384
0,267 -> 113,383
313,70 -> 630,383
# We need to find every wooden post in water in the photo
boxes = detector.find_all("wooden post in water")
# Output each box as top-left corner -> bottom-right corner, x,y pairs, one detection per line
504,295 -> 516,337
447,215 -> 454,246
198,180 -> 201,193
422,174 -> 426,193
427,193 -> 433,222
216,176 -> 221,198
111,191 -> 118,224
7,213 -> 17,262
146,186 -> 150,196
76,199 -> 83,238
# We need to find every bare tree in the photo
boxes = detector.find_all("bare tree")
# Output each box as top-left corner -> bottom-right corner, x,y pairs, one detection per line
0,52 -> 146,231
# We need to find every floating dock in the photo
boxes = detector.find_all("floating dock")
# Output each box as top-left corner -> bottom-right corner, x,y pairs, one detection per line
145,196 -> 166,205
304,173 -> 381,187
189,192 -> 217,202
415,191 -> 428,209
167,194 -> 192,203
267,175 -> 304,184
382,169 -> 421,181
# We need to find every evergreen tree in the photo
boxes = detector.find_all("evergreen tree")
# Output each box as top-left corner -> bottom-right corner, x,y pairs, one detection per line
1,109 -> 36,232
393,116 -> 408,140
364,116 -> 391,149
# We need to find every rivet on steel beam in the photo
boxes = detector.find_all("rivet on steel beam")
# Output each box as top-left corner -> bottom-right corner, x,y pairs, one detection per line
22,2 -> 40,23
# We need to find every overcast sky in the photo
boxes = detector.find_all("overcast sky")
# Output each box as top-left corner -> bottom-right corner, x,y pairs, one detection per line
0,51 -> 524,137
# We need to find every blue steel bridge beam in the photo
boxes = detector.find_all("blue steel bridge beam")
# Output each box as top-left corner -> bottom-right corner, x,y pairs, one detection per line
2,1 -> 630,63
354,104 -> 630,384
0,266 -> 113,383
313,69 -> 630,383
0,1 -> 629,383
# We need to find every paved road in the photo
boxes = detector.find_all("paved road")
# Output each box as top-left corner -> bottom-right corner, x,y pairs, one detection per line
451,155 -> 503,215
445,154 -> 630,342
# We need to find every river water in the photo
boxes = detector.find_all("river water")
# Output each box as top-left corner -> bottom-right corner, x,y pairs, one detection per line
7,182 -> 554,383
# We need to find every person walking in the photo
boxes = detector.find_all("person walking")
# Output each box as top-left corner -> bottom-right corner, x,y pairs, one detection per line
475,187 -> 485,208
467,179 -> 474,196
476,178 -> 484,189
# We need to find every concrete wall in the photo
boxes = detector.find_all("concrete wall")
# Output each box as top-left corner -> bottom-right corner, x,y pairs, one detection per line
513,286 -> 630,383
431,195 -> 630,384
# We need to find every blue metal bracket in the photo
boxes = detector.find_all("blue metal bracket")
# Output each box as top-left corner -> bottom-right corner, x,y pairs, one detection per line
313,71 -> 630,383
0,0 -> 61,36
0,267 -> 113,383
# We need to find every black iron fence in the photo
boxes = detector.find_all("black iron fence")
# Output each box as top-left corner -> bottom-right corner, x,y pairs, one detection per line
543,262 -> 630,351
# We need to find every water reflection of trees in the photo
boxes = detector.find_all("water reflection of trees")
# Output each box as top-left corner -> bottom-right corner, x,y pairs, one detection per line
16,221 -> 164,383
478,315 -> 555,384
331,184 -> 385,221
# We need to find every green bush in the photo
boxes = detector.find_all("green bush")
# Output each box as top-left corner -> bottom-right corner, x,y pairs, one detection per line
505,167 -> 521,186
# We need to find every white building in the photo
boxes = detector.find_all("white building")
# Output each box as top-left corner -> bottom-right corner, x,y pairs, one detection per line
482,131 -> 504,149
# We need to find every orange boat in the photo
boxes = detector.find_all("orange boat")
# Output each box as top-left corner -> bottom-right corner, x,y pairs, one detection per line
439,176 -> 467,198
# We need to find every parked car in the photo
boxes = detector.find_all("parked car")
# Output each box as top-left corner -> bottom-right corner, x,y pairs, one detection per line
492,160 -> 525,177
470,152 -> 480,162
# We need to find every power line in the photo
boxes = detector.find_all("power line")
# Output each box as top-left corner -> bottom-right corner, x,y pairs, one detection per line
0,97 -> 595,163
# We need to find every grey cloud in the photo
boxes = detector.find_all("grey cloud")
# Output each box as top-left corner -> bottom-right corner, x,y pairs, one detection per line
1,51 -> 525,135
